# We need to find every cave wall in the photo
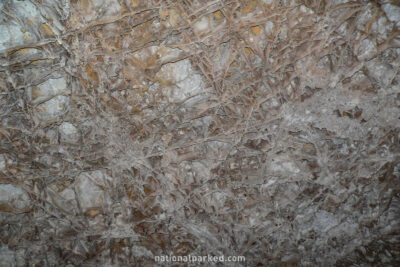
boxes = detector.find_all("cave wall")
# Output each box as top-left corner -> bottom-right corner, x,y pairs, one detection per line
1,0 -> 400,266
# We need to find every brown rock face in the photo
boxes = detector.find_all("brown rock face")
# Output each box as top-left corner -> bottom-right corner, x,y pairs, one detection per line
1,0 -> 400,266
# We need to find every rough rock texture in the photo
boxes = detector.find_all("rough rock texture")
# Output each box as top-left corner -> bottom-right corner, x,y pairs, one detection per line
1,0 -> 400,266
59,122 -> 80,144
0,184 -> 31,213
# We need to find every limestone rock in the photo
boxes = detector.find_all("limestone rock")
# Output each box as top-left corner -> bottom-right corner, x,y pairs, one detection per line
355,38 -> 377,61
265,21 -> 275,35
131,245 -> 153,259
0,24 -> 25,52
193,16 -> 211,34
133,45 -> 183,66
35,95 -> 70,122
11,0 -> 42,21
31,77 -> 69,105
366,59 -> 396,88
0,0 -> 43,52
46,186 -> 78,215
79,0 -> 121,22
2,0 -> 400,265
0,184 -> 31,214
312,211 -> 339,233
58,122 -> 80,144
156,59 -> 205,103
0,154 -> 6,171
74,170 -> 111,214
0,246 -> 16,267
381,3 -> 400,28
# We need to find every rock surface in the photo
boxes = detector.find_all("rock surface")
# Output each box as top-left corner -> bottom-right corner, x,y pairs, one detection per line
59,122 -> 80,144
1,0 -> 400,266
35,95 -> 70,122
156,59 -> 205,103
31,77 -> 69,105
0,246 -> 16,267
0,184 -> 30,214
74,170 -> 111,213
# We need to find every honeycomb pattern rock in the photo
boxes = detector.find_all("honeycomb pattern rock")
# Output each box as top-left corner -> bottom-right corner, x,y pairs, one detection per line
0,0 -> 399,266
